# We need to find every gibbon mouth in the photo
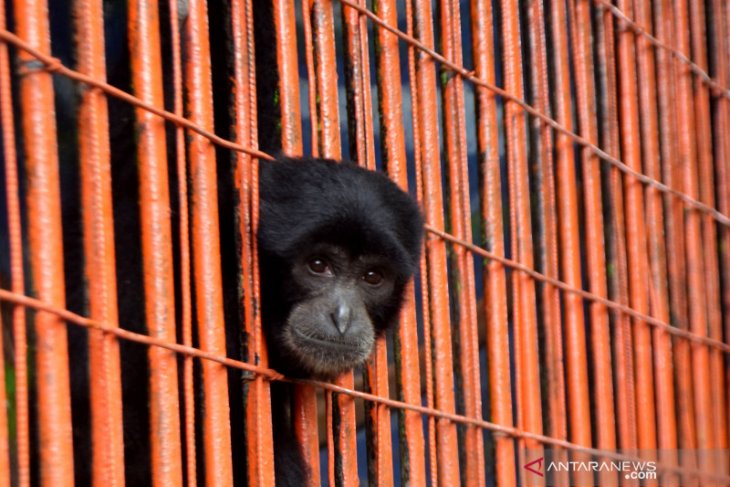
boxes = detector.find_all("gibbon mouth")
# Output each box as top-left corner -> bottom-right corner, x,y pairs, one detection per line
291,328 -> 363,352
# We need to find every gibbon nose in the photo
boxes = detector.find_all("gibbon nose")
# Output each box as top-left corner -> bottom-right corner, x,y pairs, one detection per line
330,303 -> 352,335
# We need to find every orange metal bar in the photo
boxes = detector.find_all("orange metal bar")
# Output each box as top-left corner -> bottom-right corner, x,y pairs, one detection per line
270,0 -> 319,483
549,0 -> 593,463
309,1 -> 358,484
616,0 -> 658,460
341,2 -> 394,485
230,1 -> 276,485
166,0 -> 196,484
596,5 -> 639,454
404,2 -> 439,480
12,0 -> 75,483
0,314 -> 8,487
569,0 -> 617,463
631,2 -> 679,482
689,0 -> 728,459
343,0 -> 377,170
526,5 -> 568,478
710,0 -> 730,448
439,1 -> 484,485
302,0 -> 320,158
184,1 -> 234,485
74,0 -> 126,484
499,2 -> 543,480
653,5 -> 696,476
0,0 -> 29,484
127,1 -> 183,484
273,0 -> 304,155
673,0 -> 715,471
372,0 -> 427,484
310,0 -> 342,157
469,1 -> 516,485
411,0 -> 461,483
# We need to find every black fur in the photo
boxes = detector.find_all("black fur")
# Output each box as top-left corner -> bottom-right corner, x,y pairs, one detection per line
259,157 -> 423,375
259,157 -> 423,484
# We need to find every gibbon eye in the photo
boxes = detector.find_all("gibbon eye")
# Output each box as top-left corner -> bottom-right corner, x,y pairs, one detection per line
308,258 -> 330,275
362,270 -> 383,286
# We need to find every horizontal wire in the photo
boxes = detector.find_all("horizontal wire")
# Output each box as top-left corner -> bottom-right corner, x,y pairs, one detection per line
426,224 -> 730,354
0,287 -> 728,483
335,0 -> 730,228
593,0 -> 729,98
0,29 -> 274,162
1,26 -> 729,227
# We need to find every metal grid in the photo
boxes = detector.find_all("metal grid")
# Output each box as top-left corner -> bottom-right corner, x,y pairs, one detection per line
0,0 -> 728,485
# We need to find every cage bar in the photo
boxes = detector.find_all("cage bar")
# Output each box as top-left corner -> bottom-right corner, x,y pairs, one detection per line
166,0 -> 196,484
74,0 -> 126,484
127,1 -> 183,484
0,0 -> 28,484
184,0 -> 235,484
632,3 -> 680,484
411,0 -> 461,483
569,0 -> 619,482
674,0 -> 716,475
653,5 -> 697,482
498,3 -> 543,484
372,0 -> 427,484
525,3 -> 568,480
689,0 -> 728,462
12,0 -> 75,484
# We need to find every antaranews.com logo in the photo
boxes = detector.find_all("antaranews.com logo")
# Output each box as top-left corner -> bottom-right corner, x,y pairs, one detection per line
521,449 -> 729,486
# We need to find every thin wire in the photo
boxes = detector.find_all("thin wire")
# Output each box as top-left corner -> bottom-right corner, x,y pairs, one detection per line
332,0 -> 730,228
425,225 -> 730,354
593,0 -> 729,97
0,288 -> 727,484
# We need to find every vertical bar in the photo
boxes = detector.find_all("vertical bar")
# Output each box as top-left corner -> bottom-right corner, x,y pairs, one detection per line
631,1 -> 679,482
548,2 -> 593,484
74,0 -> 126,484
273,0 -> 304,155
270,0 -> 318,483
570,0 -> 618,472
372,0 -> 427,484
525,6 -> 568,483
469,1 -> 516,485
127,1 -> 183,484
230,0 -> 276,485
710,3 -> 730,448
302,0 -> 320,157
184,0 -> 234,485
310,0 -> 343,157
596,4 -> 639,454
0,314 -> 8,487
673,0 -> 715,470
309,2 -> 358,485
615,0 -> 658,458
411,0 -> 461,483
12,0 -> 75,483
689,0 -> 728,461
498,0 -> 543,475
0,0 -> 29,483
439,0 -> 484,484
342,0 -> 377,170
404,2 -> 439,480
340,2 -> 394,485
654,2 -> 696,472
166,0 -> 196,484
